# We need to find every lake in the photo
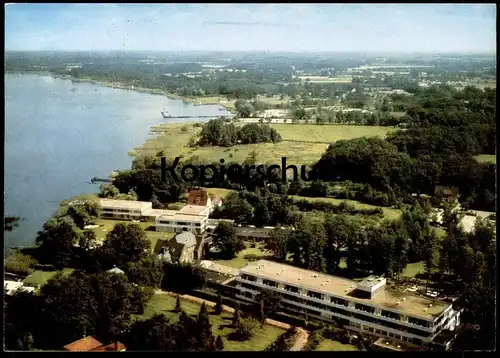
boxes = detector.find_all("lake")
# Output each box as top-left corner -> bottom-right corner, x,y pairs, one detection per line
4,73 -> 231,253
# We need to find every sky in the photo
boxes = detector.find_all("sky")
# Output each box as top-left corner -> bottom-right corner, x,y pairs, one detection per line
4,3 -> 497,53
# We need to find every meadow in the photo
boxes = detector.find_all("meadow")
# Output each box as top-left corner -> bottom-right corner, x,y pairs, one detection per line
135,122 -> 394,165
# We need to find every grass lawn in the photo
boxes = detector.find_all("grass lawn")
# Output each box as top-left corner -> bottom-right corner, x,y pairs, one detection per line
23,268 -> 75,287
135,123 -> 394,165
315,339 -> 358,351
93,219 -> 175,253
269,124 -> 394,143
290,195 -> 402,221
137,294 -> 285,351
401,261 -> 425,278
206,188 -> 234,199
474,154 -> 496,164
213,242 -> 269,269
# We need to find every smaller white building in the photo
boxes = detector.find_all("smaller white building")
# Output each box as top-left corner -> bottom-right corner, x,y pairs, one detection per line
155,205 -> 209,234
99,199 -> 152,220
4,280 -> 35,295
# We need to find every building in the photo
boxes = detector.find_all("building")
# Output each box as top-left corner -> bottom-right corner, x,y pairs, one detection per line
187,187 -> 223,213
63,336 -> 126,352
155,205 -> 209,234
434,186 -> 459,204
234,260 -> 461,346
4,280 -> 35,295
107,266 -> 125,275
165,232 -> 198,263
99,199 -> 152,220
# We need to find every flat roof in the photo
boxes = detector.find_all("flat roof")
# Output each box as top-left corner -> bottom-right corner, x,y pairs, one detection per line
178,205 -> 209,215
157,212 -> 206,222
99,199 -> 152,210
142,208 -> 177,217
239,260 -> 449,319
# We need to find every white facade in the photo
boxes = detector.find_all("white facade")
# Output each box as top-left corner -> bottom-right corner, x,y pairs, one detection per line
155,213 -> 208,234
234,260 -> 461,346
99,199 -> 152,220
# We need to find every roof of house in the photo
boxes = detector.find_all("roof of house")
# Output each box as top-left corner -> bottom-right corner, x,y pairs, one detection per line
187,189 -> 210,206
178,205 -> 209,216
64,336 -> 103,352
90,342 -> 127,351
435,186 -> 459,196
175,232 -> 197,248
240,260 -> 449,320
107,266 -> 125,275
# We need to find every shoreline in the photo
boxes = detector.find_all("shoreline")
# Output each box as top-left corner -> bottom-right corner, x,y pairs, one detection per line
7,70 -> 235,111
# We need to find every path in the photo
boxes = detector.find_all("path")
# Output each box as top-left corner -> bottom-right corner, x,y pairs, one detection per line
289,327 -> 309,351
154,289 -> 308,350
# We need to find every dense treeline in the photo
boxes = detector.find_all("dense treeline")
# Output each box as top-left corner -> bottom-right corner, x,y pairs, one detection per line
197,119 -> 282,147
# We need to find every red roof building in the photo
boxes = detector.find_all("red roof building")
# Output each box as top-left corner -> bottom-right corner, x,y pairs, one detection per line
64,336 -> 126,352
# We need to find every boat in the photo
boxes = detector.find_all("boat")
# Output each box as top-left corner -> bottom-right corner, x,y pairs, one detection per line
218,108 -> 225,111
194,102 -> 203,106
161,111 -> 172,118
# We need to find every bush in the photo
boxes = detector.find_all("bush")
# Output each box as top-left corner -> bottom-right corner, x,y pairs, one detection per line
181,125 -> 189,132
233,317 -> 258,341
4,251 -> 37,276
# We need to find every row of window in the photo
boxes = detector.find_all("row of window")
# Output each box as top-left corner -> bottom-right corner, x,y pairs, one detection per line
102,208 -> 140,213
240,276 -> 432,330
157,220 -> 202,227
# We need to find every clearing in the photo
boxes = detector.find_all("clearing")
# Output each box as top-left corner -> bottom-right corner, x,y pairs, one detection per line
401,261 -> 425,278
290,195 -> 402,221
137,294 -> 285,351
136,123 -> 394,165
474,154 -> 496,164
212,242 -> 270,269
315,339 -> 358,351
22,268 -> 75,288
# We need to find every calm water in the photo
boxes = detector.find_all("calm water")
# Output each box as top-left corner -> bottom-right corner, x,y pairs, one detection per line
4,73 -> 231,253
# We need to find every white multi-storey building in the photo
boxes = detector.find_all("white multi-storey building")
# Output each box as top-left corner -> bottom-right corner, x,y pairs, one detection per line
155,205 -> 209,234
235,260 -> 461,346
99,199 -> 152,220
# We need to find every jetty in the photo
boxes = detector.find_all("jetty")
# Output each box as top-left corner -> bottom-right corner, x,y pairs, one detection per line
90,177 -> 113,184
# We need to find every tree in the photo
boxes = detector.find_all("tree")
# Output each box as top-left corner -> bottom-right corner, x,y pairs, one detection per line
78,229 -> 97,251
97,223 -> 150,268
234,317 -> 258,341
392,224 -> 410,286
212,222 -> 244,258
256,289 -> 282,323
422,230 -> 440,288
98,184 -> 120,198
125,314 -> 175,350
35,217 -> 82,268
66,198 -> 101,229
4,216 -> 21,232
125,255 -> 164,288
174,295 -> 182,313
265,228 -> 290,262
234,99 -> 254,117
232,303 -> 241,326
214,293 -> 223,315
197,303 -> 213,349
215,336 -> 224,351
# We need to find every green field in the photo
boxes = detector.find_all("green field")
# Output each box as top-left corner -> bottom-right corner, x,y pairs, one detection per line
93,219 -> 175,253
474,154 -> 496,164
137,294 -> 285,351
136,123 -> 394,165
213,242 -> 269,269
401,261 -> 425,278
22,268 -> 75,287
270,124 -> 393,143
315,339 -> 358,351
290,195 -> 402,221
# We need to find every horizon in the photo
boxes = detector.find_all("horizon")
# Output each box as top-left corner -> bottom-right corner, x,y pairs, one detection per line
5,3 -> 497,53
